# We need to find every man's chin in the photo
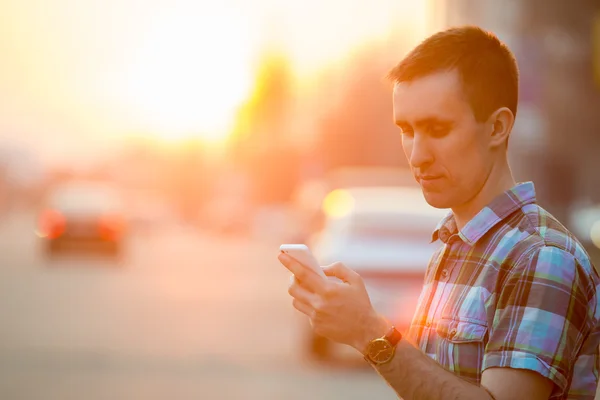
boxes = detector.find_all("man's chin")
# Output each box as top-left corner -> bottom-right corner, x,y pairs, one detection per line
421,190 -> 452,209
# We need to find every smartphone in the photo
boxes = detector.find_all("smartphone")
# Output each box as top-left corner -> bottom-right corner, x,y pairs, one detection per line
279,244 -> 326,278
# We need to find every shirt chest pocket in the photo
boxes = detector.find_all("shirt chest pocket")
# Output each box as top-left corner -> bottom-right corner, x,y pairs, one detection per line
435,318 -> 488,382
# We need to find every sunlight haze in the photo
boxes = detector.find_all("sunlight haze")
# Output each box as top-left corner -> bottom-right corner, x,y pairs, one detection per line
0,0 -> 430,166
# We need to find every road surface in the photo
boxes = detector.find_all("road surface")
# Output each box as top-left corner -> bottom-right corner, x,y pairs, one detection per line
0,210 -> 398,400
2,210 -> 598,399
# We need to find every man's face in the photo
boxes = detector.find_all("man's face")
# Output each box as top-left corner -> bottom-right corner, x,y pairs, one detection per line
393,70 -> 491,209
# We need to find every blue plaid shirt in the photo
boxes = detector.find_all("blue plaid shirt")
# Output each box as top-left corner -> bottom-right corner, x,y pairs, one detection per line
407,182 -> 600,399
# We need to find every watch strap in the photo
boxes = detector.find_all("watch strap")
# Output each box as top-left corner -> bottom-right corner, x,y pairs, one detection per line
384,325 -> 402,346
364,325 -> 402,365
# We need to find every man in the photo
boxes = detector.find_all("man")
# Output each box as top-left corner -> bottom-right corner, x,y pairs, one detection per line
278,26 -> 600,400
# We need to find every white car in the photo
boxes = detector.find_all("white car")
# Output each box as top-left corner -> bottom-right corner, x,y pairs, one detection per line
569,202 -> 600,250
37,181 -> 128,258
304,185 -> 447,361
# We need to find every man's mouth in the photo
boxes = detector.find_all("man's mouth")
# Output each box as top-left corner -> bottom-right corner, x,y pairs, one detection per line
419,175 -> 443,181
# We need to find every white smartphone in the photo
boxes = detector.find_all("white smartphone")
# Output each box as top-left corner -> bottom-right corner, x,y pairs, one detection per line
279,244 -> 326,278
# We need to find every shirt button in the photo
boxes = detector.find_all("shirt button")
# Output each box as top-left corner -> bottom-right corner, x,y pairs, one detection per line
440,269 -> 449,279
425,321 -> 432,328
449,329 -> 457,339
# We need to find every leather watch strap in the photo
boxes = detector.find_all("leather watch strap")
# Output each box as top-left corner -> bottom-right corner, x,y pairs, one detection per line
385,326 -> 403,346
363,325 -> 403,365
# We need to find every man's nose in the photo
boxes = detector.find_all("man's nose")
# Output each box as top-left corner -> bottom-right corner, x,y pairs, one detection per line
409,135 -> 434,169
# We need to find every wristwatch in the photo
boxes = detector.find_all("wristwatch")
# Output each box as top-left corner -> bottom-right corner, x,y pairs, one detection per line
364,325 -> 402,365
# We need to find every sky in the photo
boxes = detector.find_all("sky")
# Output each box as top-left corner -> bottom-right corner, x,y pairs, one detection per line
0,0 -> 432,167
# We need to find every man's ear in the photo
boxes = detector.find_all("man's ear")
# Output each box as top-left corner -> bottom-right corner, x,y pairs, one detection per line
487,107 -> 514,149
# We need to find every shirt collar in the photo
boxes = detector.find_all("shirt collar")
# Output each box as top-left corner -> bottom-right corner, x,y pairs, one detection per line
431,181 -> 537,246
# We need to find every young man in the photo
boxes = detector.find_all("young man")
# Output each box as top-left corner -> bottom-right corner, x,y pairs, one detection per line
278,26 -> 600,399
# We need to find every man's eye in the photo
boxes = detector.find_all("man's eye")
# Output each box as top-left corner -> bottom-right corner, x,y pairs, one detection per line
427,126 -> 449,137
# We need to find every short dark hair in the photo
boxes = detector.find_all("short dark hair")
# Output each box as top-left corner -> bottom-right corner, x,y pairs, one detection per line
387,26 -> 519,122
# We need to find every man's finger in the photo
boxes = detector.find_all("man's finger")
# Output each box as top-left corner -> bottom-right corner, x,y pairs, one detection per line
292,298 -> 315,318
322,262 -> 361,284
278,252 -> 326,293
288,275 -> 319,304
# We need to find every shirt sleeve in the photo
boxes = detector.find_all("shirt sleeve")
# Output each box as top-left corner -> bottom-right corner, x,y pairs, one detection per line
482,245 -> 597,392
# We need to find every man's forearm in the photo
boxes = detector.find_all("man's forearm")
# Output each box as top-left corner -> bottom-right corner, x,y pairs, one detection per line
372,339 -> 493,400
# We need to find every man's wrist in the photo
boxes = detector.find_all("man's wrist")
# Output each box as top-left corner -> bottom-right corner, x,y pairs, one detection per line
354,312 -> 391,353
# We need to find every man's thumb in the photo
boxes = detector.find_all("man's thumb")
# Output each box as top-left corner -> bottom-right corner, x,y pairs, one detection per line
322,262 -> 361,284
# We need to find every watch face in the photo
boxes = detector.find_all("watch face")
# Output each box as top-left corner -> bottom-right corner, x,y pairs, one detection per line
368,338 -> 395,364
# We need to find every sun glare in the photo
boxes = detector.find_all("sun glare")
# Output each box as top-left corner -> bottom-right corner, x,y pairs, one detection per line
1,0 -> 431,157
119,6 -> 256,143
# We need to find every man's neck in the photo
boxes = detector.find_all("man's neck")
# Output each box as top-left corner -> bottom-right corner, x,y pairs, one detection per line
452,160 -> 516,231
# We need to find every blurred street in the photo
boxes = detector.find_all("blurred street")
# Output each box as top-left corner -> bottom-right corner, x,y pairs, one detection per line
0,210 -> 397,400
0,0 -> 599,398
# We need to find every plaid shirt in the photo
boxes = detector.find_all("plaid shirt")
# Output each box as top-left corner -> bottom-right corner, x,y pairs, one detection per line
406,182 -> 600,399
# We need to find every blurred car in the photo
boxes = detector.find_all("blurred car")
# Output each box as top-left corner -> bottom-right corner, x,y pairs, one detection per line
289,167 -> 418,243
303,186 -> 447,361
568,201 -> 600,265
36,181 -> 127,257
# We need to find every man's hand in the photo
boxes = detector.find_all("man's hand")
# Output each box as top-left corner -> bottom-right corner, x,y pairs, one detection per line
278,254 -> 555,400
278,252 -> 389,352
